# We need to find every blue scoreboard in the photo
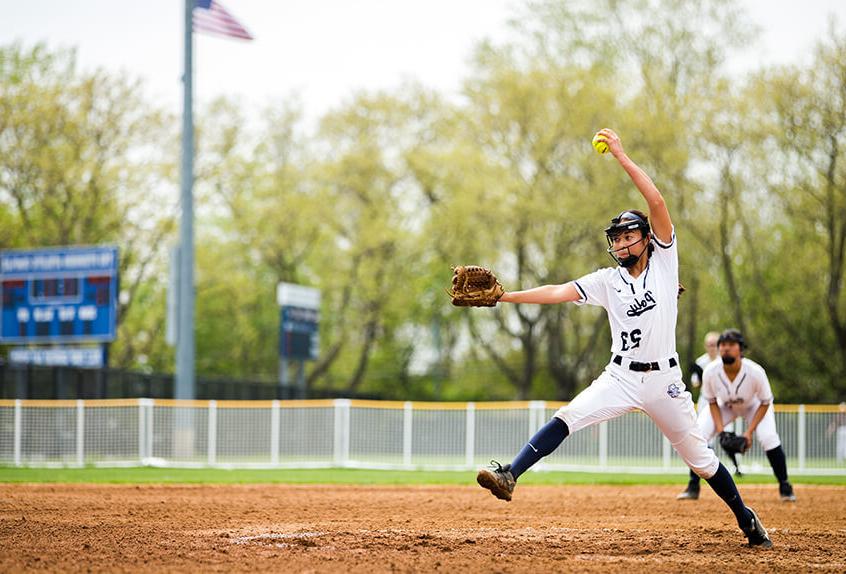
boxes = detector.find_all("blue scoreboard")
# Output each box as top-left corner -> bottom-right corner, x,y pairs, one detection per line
0,246 -> 119,343
279,305 -> 319,360
277,282 -> 320,362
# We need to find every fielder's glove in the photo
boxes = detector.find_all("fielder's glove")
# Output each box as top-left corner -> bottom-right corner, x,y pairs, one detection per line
448,265 -> 504,307
719,431 -> 749,456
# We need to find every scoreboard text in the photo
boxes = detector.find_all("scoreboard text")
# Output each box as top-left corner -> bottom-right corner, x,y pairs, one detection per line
0,246 -> 119,343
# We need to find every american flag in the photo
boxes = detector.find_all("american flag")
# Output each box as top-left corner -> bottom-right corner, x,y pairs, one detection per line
193,0 -> 254,41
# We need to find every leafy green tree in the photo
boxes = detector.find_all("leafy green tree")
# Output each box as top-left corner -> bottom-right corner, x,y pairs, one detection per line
755,26 -> 846,399
0,43 -> 175,369
312,90 -> 436,394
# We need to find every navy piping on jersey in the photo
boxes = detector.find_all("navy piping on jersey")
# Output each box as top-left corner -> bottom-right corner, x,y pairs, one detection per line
574,281 -> 588,302
718,371 -> 748,399
734,373 -> 748,394
718,373 -> 732,396
617,269 -> 635,294
641,261 -> 650,290
720,373 -> 731,396
653,233 -> 675,249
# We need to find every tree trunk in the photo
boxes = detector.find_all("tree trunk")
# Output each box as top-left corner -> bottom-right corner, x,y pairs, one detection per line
347,316 -> 379,392
717,159 -> 749,336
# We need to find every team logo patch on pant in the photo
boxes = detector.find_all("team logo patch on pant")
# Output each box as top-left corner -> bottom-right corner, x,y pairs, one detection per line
667,383 -> 682,398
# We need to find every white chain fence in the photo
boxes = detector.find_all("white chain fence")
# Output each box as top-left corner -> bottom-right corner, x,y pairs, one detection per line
1,399 -> 844,474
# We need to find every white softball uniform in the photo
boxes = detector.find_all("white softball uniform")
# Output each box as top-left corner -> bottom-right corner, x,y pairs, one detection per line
692,353 -> 713,388
554,229 -> 720,478
693,355 -> 734,436
698,358 -> 781,451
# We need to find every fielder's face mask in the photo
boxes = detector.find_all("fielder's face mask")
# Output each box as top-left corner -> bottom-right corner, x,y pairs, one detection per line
604,211 -> 651,268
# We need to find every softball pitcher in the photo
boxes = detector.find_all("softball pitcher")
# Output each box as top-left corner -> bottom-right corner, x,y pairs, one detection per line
468,129 -> 772,548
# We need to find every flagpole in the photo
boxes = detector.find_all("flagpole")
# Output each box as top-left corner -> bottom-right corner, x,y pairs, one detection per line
177,0 -> 195,401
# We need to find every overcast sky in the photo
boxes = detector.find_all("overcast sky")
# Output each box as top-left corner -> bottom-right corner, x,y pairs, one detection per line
1,1 -> 844,123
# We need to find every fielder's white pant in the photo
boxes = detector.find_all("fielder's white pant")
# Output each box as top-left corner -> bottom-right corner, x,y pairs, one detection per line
696,400 -> 781,452
695,395 -> 733,442
554,359 -> 720,479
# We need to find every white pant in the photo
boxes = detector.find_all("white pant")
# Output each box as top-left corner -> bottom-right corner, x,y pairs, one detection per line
696,401 -> 781,452
555,360 -> 720,478
696,396 -> 733,440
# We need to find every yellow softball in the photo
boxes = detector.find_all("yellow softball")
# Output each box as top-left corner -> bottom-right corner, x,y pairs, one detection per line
592,133 -> 609,154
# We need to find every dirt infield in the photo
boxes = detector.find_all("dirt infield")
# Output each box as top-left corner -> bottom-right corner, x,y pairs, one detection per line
1,483 -> 844,573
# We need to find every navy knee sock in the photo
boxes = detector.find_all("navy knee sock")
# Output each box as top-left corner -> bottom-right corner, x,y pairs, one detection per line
705,463 -> 752,528
509,417 -> 569,479
765,446 -> 789,483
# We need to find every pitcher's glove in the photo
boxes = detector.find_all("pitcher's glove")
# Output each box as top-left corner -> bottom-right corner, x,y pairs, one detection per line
719,431 -> 749,455
448,265 -> 504,307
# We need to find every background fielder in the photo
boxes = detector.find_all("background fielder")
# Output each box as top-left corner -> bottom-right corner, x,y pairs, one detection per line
690,331 -> 719,394
684,330 -> 741,483
676,329 -> 796,502
691,332 -> 737,441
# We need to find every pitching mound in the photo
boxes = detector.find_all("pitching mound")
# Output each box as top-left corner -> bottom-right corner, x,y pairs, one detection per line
1,483 -> 844,572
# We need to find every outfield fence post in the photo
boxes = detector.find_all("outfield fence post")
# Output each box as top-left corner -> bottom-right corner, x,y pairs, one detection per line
333,399 -> 351,467
662,435 -> 671,469
13,399 -> 22,467
76,399 -> 85,467
138,398 -> 154,463
465,402 -> 475,469
138,398 -> 145,463
528,402 -> 534,438
599,421 -> 608,468
270,400 -> 280,465
529,401 -> 546,436
798,404 -> 806,472
208,400 -> 217,466
146,400 -> 154,462
403,401 -> 413,468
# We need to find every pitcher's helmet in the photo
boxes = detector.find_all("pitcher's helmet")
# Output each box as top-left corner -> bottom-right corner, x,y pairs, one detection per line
604,210 -> 652,267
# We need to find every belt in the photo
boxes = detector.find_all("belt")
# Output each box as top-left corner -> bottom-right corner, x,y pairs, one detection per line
613,355 -> 678,372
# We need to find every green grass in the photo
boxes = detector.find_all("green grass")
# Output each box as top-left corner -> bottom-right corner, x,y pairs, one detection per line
1,466 -> 845,485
